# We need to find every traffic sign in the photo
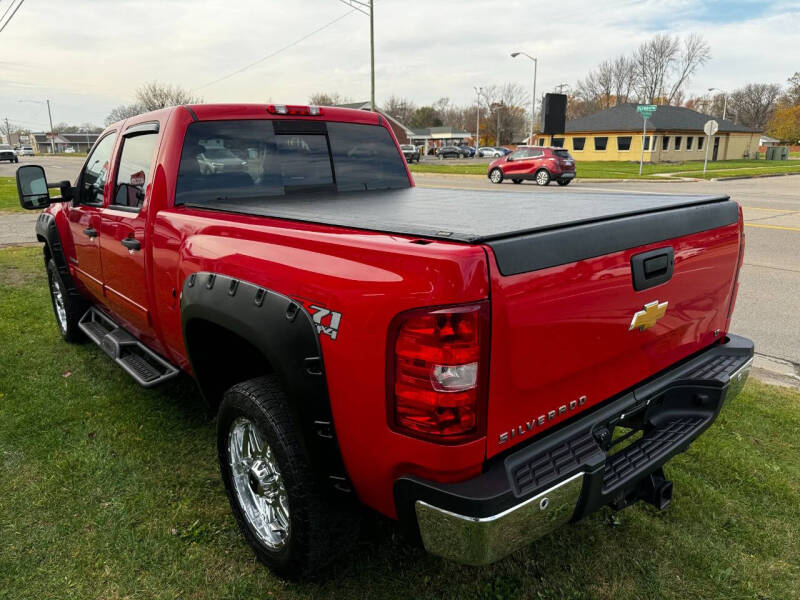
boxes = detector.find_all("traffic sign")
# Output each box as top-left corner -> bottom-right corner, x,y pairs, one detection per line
636,105 -> 657,120
704,119 -> 719,136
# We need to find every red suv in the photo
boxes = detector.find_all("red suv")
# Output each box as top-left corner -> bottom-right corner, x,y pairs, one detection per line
488,146 -> 576,186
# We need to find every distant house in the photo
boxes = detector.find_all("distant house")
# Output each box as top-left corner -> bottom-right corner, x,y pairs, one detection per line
32,132 -> 100,154
535,104 -> 761,162
759,135 -> 780,147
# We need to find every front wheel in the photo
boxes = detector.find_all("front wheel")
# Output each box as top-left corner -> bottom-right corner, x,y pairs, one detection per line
46,259 -> 85,342
535,169 -> 551,186
218,375 -> 358,579
489,168 -> 504,184
557,179 -> 572,186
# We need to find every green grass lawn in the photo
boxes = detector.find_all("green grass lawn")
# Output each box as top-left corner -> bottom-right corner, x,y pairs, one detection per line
410,159 -> 800,180
0,176 -> 19,212
1,247 -> 800,600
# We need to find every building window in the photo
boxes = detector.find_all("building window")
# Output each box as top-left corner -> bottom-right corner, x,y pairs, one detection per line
643,136 -> 652,151
552,137 -> 565,148
594,136 -> 608,151
698,136 -> 704,150
538,137 -> 546,147
662,136 -> 670,150
617,136 -> 632,151
686,136 -> 694,150
675,136 -> 682,150
572,137 -> 586,151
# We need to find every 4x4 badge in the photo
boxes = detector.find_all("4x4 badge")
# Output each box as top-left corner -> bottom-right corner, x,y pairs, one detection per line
629,300 -> 668,331
309,305 -> 342,340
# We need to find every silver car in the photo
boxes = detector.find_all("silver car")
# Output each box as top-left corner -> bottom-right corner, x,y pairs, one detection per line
477,146 -> 503,158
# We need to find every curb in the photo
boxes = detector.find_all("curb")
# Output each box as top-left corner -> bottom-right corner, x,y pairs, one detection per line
711,172 -> 800,181
751,353 -> 800,390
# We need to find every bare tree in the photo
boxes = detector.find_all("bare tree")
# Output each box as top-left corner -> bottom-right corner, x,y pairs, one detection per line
383,95 -> 417,124
727,83 -> 782,129
105,104 -> 145,126
633,34 -> 681,103
782,72 -> 800,107
666,34 -> 712,103
135,82 -> 201,111
308,92 -> 351,106
611,55 -> 636,104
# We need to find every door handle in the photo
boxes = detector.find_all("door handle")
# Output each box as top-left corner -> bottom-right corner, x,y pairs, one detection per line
83,227 -> 98,238
121,237 -> 141,252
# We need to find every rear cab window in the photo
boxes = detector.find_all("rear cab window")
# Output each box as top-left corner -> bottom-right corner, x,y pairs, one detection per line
175,119 -> 409,205
553,149 -> 573,160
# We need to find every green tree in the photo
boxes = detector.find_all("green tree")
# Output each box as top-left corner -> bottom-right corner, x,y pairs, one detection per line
409,106 -> 442,129
767,104 -> 800,143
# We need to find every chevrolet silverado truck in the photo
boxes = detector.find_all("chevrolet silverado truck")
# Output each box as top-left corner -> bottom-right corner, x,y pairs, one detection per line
15,103 -> 753,579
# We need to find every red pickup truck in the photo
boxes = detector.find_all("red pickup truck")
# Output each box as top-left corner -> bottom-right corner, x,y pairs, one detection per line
15,103 -> 753,579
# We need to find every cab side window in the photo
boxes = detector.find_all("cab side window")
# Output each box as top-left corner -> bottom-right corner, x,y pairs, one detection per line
113,133 -> 159,209
79,133 -> 117,205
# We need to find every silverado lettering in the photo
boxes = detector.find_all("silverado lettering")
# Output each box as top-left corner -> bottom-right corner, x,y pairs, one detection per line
14,102 -> 754,578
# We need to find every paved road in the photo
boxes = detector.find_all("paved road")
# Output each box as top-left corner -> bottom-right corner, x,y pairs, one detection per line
2,157 -> 798,367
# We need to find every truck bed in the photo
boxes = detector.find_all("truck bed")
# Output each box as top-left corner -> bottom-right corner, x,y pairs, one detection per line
185,187 -> 738,274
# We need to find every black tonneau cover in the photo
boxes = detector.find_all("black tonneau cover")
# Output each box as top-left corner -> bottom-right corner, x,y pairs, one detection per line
185,187 -> 739,275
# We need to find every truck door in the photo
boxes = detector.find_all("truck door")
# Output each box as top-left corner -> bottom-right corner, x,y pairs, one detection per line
97,122 -> 161,337
67,132 -> 118,301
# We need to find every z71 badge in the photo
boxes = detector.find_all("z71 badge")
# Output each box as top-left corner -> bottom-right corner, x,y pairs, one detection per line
308,305 -> 342,340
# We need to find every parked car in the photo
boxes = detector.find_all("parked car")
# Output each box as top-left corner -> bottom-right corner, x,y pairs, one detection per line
64,147 -> 76,154
495,147 -> 512,156
488,146 -> 576,186
437,145 -> 467,159
477,146 -> 503,158
399,144 -> 420,163
0,144 -> 18,163
14,102 -> 752,580
196,146 -> 248,174
21,146 -> 34,156
457,145 -> 476,157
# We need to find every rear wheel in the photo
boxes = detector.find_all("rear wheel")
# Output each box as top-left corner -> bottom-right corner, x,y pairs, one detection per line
218,375 -> 358,579
489,168 -> 504,184
535,169 -> 551,186
557,179 -> 572,186
458,153 -> 464,158
512,178 -> 522,184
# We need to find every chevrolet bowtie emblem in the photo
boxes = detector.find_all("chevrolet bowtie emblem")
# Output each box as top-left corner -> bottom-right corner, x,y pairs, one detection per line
629,300 -> 668,331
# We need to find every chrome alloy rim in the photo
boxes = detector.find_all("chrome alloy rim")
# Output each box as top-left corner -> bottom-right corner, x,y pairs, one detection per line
490,169 -> 502,183
228,417 -> 290,550
50,276 -> 67,332
536,170 -> 549,185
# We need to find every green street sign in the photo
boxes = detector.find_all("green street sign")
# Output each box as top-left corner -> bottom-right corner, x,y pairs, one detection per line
636,104 -> 657,120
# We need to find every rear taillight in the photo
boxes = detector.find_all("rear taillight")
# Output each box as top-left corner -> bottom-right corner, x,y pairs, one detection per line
387,301 -> 490,443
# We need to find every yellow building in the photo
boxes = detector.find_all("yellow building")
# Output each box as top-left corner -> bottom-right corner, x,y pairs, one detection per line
535,104 -> 761,163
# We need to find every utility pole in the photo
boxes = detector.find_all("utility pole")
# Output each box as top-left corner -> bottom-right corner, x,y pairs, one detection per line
555,83 -> 569,94
473,86 -> 482,152
3,118 -> 9,145
46,99 -> 55,154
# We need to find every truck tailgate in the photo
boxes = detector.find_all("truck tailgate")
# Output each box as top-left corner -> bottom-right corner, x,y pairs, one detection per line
484,199 -> 742,457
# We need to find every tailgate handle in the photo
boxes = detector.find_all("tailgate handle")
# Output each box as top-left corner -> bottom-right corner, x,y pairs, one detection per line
631,247 -> 674,291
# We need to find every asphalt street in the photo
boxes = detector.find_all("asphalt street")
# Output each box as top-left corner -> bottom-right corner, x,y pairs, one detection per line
1,157 -> 798,370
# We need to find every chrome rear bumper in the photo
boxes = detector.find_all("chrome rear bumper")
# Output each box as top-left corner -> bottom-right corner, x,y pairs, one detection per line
415,473 -> 584,565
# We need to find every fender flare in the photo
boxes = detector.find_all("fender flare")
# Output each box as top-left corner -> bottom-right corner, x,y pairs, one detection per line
180,271 -> 352,496
35,211 -> 82,299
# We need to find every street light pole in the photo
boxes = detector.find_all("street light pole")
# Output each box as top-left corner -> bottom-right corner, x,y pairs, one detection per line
511,52 -> 537,145
46,99 -> 55,154
708,87 -> 728,121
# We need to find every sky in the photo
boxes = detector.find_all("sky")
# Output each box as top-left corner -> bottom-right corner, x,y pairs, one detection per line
1,0 -> 798,129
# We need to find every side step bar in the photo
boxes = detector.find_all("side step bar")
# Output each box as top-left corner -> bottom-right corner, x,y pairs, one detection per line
78,307 -> 179,388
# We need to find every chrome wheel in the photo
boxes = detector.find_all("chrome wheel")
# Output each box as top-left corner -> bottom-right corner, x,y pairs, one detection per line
49,276 -> 67,332
228,416 -> 290,550
490,168 -> 503,184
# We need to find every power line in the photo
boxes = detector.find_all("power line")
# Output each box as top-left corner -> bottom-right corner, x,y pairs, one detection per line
0,0 -> 24,35
0,0 -> 18,29
193,9 -> 356,92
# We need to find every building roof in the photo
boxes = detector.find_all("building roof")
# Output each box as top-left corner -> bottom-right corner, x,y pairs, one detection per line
62,133 -> 100,142
565,104 -> 760,134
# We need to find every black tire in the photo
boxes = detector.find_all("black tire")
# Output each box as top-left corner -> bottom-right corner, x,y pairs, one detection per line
557,179 -> 572,186
46,259 -> 85,342
217,375 -> 359,579
535,169 -> 551,186
489,168 -> 504,184
512,178 -> 523,184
